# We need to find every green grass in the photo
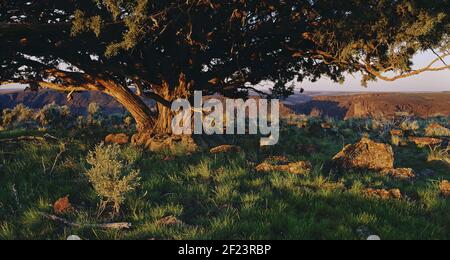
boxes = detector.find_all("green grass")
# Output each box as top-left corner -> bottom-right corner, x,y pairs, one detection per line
0,123 -> 449,240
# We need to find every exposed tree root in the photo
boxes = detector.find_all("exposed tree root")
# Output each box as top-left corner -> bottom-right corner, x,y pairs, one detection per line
40,213 -> 132,230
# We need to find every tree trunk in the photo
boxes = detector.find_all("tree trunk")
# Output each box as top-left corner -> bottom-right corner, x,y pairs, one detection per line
97,79 -> 154,133
152,74 -> 192,136
96,75 -> 193,150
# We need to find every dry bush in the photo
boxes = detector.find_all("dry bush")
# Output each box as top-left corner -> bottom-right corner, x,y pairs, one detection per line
425,123 -> 450,137
85,143 -> 141,217
35,102 -> 71,128
391,135 -> 402,146
400,120 -> 420,132
1,104 -> 35,129
86,102 -> 103,126
309,108 -> 323,118
123,116 -> 134,128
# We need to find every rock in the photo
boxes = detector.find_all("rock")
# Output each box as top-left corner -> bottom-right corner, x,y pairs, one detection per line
256,161 -> 312,175
67,235 -> 82,241
210,145 -> 241,154
390,129 -> 403,136
156,216 -> 184,227
105,133 -> 129,145
367,235 -> 381,241
381,168 -> 415,180
364,188 -> 402,200
53,196 -> 73,214
333,138 -> 394,171
439,181 -> 450,198
143,135 -> 198,153
408,137 -> 442,147
425,123 -> 450,137
264,156 -> 290,165
321,123 -> 332,129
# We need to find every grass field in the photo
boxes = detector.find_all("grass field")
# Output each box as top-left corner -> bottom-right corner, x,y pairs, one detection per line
0,116 -> 449,240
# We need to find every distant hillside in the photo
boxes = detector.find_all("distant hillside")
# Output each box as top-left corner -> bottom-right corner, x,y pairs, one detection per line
1,89 -> 449,119
291,92 -> 450,119
0,89 -> 138,115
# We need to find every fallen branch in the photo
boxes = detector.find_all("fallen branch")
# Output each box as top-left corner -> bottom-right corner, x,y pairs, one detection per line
40,213 -> 132,230
0,134 -> 58,143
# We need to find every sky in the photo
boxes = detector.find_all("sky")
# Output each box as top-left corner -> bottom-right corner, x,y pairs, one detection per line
1,51 -> 449,93
299,51 -> 450,93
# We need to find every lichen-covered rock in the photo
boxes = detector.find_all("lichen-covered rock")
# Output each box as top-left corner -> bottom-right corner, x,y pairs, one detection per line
263,156 -> 290,165
408,136 -> 442,147
144,135 -> 198,153
53,196 -> 73,214
333,138 -> 394,171
256,161 -> 312,175
381,168 -> 416,180
439,181 -> 450,198
210,145 -> 241,154
364,188 -> 402,200
105,133 -> 129,145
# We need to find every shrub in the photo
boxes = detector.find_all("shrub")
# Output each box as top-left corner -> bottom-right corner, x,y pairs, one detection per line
390,135 -> 402,146
86,102 -> 103,126
425,123 -> 450,137
35,102 -> 71,128
400,120 -> 420,132
85,143 -> 141,217
1,104 -> 35,129
309,108 -> 323,118
123,116 -> 134,128
427,146 -> 450,165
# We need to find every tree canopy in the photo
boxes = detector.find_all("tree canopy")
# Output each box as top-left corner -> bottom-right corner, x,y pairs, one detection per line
1,0 -> 449,136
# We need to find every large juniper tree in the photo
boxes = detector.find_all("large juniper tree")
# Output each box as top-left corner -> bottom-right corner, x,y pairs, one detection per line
1,0 -> 449,145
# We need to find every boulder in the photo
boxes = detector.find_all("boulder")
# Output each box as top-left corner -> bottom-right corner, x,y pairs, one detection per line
408,136 -> 442,147
210,145 -> 241,154
439,181 -> 450,198
256,161 -> 312,175
53,196 -> 73,214
364,188 -> 402,200
321,123 -> 332,129
381,168 -> 416,180
142,135 -> 198,153
332,138 -> 394,171
105,133 -> 129,145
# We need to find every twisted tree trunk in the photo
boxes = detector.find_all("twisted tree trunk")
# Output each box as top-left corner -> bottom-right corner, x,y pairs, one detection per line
98,79 -> 155,133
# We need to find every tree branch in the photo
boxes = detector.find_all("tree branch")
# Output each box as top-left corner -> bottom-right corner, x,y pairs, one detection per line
364,53 -> 450,82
